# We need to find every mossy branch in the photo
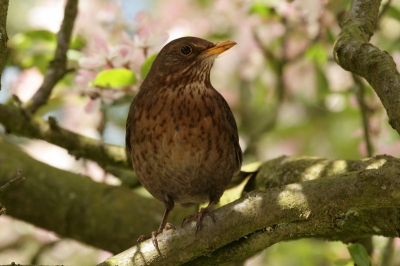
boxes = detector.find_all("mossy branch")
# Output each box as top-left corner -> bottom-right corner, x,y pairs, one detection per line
3,133 -> 399,265
334,0 -> 400,135
0,138 -> 192,254
99,154 -> 400,266
0,103 -> 130,170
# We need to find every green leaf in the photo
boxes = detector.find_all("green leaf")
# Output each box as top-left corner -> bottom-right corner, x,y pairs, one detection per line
347,244 -> 372,266
93,68 -> 136,88
24,30 -> 56,42
315,64 -> 330,100
386,6 -> 400,23
70,35 -> 86,50
326,28 -> 336,44
305,43 -> 328,66
141,54 -> 157,79
67,49 -> 83,61
12,30 -> 56,51
10,30 -> 57,73
35,97 -> 65,117
249,3 -> 271,17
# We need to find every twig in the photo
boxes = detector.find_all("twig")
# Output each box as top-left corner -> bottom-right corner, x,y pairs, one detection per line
353,74 -> 374,157
376,0 -> 392,29
381,237 -> 394,266
249,10 -> 324,154
246,23 -> 290,157
24,0 -> 78,113
0,169 -> 25,215
0,169 -> 25,195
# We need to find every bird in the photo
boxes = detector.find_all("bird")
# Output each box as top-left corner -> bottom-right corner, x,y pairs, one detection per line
125,36 -> 242,250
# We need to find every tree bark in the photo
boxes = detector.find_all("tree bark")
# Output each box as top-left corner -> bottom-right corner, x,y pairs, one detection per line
2,138 -> 399,264
0,0 -> 9,90
0,138 -> 195,254
334,0 -> 400,134
0,103 -> 130,170
98,155 -> 400,265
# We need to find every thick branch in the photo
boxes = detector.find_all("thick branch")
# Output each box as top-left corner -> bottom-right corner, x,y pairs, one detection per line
99,155 -> 400,266
24,0 -> 78,113
250,155 -> 396,189
334,0 -> 400,134
186,208 -> 397,265
0,103 -> 130,170
0,139 -> 193,254
0,0 -> 9,90
3,136 -> 399,264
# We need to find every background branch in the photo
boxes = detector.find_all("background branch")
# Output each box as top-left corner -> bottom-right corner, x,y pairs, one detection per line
0,103 -> 130,170
23,0 -> 78,113
0,169 -> 24,216
0,0 -> 9,90
0,169 -> 24,195
334,0 -> 400,135
0,138 -> 194,254
353,74 -> 374,157
376,0 -> 393,26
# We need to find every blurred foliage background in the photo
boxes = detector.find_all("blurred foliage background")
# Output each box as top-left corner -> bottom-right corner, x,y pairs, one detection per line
1,0 -> 400,265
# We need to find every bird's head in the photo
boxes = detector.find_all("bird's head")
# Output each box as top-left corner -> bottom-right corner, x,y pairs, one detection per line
145,36 -> 236,85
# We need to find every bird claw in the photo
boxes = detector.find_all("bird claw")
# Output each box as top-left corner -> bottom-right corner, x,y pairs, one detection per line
137,234 -> 151,244
137,223 -> 176,253
164,222 -> 176,231
181,207 -> 215,233
151,231 -> 161,253
136,232 -> 162,253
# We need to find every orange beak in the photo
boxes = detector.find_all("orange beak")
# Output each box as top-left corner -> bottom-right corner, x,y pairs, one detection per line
203,40 -> 237,57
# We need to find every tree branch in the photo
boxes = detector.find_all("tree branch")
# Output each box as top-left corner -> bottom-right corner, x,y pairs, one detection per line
185,208 -> 396,266
0,138 -> 195,254
334,0 -> 400,135
99,158 -> 400,266
3,135 -> 400,264
0,103 -> 130,170
376,0 -> 392,27
353,74 -> 374,157
23,0 -> 78,113
0,0 -> 9,90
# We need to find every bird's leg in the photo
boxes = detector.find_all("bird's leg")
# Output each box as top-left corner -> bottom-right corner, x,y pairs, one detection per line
137,201 -> 175,252
181,200 -> 216,232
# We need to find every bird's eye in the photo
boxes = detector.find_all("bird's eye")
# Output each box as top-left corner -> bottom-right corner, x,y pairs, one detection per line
180,45 -> 192,55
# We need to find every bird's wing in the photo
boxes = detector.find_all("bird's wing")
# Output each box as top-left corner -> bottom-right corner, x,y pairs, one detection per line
220,95 -> 243,174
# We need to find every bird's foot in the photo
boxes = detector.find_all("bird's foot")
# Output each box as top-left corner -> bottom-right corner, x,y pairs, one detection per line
136,223 -> 176,252
181,206 -> 215,233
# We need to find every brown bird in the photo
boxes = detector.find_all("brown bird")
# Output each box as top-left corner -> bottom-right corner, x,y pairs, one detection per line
126,36 -> 242,250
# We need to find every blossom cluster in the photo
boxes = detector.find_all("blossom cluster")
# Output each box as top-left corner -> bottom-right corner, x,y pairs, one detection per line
74,12 -> 168,112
